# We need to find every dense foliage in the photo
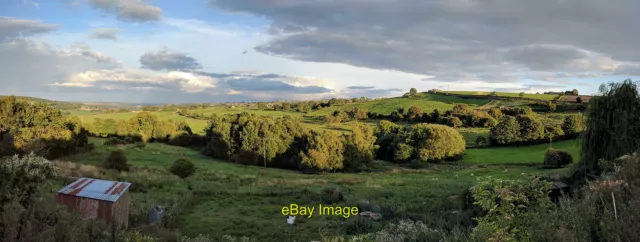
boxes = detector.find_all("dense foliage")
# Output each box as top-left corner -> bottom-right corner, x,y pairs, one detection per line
103,150 -> 129,171
0,96 -> 89,159
374,122 -> 465,163
575,79 -> 640,180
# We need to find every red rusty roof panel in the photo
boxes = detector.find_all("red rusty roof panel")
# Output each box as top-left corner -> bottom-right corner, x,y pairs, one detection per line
58,178 -> 131,202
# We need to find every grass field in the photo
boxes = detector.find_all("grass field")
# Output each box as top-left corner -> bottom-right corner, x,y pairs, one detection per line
189,107 -> 307,118
445,91 -> 559,101
462,139 -> 580,166
61,137 -> 574,241
308,93 -> 491,117
457,127 -> 490,147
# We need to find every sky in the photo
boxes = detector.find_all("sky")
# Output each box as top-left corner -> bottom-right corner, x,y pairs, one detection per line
1,0 -> 639,104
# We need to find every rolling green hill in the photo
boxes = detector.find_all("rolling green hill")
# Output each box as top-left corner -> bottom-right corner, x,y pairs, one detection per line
445,91 -> 560,101
308,93 -> 491,116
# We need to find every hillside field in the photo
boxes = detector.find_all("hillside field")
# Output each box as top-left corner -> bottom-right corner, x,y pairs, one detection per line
308,93 -> 491,117
61,137 -> 575,241
444,91 -> 560,101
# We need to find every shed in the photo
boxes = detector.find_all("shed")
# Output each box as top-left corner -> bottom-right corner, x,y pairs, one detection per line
57,178 -> 131,229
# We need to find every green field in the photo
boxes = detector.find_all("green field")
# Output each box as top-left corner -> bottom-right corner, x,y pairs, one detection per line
457,127 -> 490,147
190,107 -> 306,118
445,91 -> 559,101
463,139 -> 580,165
308,93 -> 491,117
61,137 -> 573,241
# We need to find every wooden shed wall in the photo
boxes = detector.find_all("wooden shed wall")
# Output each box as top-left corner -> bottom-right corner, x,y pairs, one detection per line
56,194 -> 114,225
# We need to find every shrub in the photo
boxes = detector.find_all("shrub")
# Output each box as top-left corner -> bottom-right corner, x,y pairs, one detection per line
135,142 -> 146,149
104,137 -> 125,146
169,158 -> 196,179
393,142 -> 414,162
561,115 -> 584,137
475,136 -> 487,146
0,153 -> 55,203
320,186 -> 344,204
576,96 -> 583,103
544,148 -> 573,168
444,116 -> 463,128
102,150 -> 129,171
546,101 -> 556,112
123,136 -> 137,144
490,116 -> 520,144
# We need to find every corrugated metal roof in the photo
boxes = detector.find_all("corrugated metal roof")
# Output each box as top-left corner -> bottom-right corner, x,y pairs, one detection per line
58,178 -> 131,202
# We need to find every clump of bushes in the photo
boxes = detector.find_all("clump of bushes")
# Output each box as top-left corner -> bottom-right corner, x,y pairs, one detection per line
543,148 -> 573,168
135,142 -> 146,149
103,150 -> 129,171
169,158 -> 196,179
103,137 -> 126,146
320,186 -> 344,204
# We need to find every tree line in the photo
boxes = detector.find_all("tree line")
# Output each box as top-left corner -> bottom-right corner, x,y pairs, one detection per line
0,96 -> 90,159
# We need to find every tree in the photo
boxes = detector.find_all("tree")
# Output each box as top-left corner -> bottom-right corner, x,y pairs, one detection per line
576,96 -> 583,103
409,88 -> 418,96
445,116 -> 463,128
561,115 -> 583,137
572,89 -> 579,95
490,116 -> 521,144
300,130 -> 344,172
103,150 -> 129,171
406,105 -> 422,122
489,108 -> 503,120
257,102 -> 267,110
575,79 -> 640,179
393,142 -> 414,162
170,158 -> 196,179
343,124 -> 378,169
282,103 -> 291,111
519,92 -> 525,97
546,101 -> 556,112
408,123 -> 465,162
1,153 -> 55,205
517,115 -> 545,142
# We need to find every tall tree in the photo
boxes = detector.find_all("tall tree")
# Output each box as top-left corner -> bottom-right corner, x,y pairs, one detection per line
574,79 -> 640,180
409,88 -> 418,96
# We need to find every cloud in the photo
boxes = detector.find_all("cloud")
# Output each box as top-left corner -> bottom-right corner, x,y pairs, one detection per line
51,68 -> 336,102
0,17 -> 59,39
0,39 -> 121,94
140,49 -> 203,71
613,64 -> 640,76
208,0 -> 640,84
89,28 -> 120,41
346,86 -> 375,90
88,0 -> 162,22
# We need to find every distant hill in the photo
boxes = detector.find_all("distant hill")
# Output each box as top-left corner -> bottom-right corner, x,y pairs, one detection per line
0,95 -> 141,110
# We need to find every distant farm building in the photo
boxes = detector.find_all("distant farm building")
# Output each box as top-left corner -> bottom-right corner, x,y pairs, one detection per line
57,178 -> 132,229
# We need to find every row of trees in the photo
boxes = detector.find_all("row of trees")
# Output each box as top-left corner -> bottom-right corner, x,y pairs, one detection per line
0,96 -> 90,159
490,114 -> 584,145
85,113 -> 194,143
202,113 -> 378,172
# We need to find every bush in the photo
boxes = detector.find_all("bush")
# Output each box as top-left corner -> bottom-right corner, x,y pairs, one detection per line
576,96 -> 583,103
135,142 -> 146,149
320,186 -> 344,204
169,158 -> 196,179
444,116 -> 463,128
543,148 -> 573,168
103,150 -> 129,171
104,137 -> 126,146
561,115 -> 584,137
123,136 -> 137,144
490,116 -> 520,145
475,136 -> 487,146
394,143 -> 414,162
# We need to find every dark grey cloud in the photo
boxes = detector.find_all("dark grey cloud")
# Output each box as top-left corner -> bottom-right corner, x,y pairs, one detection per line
89,28 -> 120,41
346,86 -> 374,90
0,17 -> 59,39
208,0 -> 640,83
88,0 -> 162,23
504,45 -> 587,71
614,64 -> 640,76
225,77 -> 331,94
140,49 -> 202,71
